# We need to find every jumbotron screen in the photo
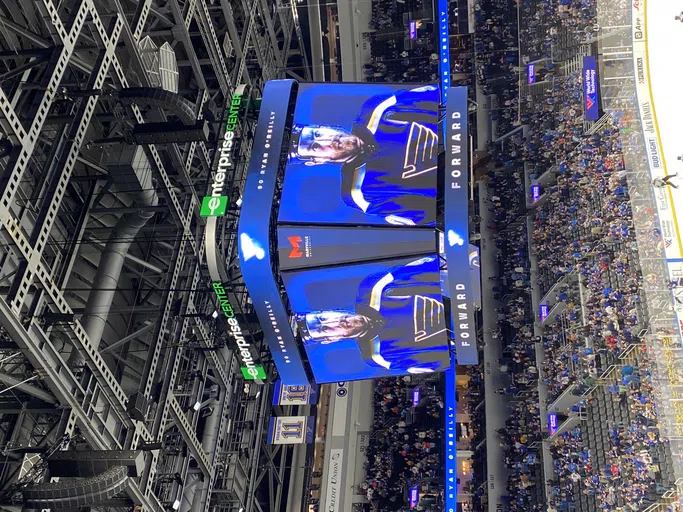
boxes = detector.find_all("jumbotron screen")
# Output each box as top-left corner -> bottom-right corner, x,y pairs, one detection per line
237,80 -> 474,385
277,83 -> 448,383
280,83 -> 440,227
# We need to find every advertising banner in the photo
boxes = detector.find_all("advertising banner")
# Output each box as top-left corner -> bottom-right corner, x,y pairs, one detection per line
582,56 -> 599,121
324,449 -> 343,512
279,83 -> 440,227
237,79 -> 309,385
411,387 -> 421,407
267,415 -> 315,444
283,254 -> 450,383
548,413 -> 558,435
277,225 -> 437,271
409,485 -> 420,508
444,352 -> 457,512
211,282 -> 264,381
445,87 -> 477,364
272,381 -> 319,405
631,0 -> 683,343
527,63 -> 536,84
409,20 -> 417,39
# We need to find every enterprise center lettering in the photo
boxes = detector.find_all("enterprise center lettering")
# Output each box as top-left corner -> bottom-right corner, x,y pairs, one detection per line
213,282 -> 260,377
211,91 -> 243,197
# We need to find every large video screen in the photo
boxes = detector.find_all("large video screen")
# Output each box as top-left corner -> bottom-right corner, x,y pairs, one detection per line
282,254 -> 450,382
279,83 -> 440,227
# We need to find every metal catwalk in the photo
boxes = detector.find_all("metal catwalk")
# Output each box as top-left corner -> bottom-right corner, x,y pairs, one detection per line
0,0 -> 310,510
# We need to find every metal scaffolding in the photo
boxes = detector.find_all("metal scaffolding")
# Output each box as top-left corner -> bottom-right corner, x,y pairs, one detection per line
0,0 -> 309,510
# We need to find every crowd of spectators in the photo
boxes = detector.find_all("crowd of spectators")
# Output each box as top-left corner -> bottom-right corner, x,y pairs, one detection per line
547,357 -> 669,511
360,377 -> 445,511
364,0 -> 440,83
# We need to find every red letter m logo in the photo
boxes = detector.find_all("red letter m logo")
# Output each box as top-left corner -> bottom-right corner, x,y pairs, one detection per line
287,236 -> 303,258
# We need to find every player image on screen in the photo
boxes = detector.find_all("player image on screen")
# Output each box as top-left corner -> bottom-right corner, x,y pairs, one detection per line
288,85 -> 439,226
295,256 -> 449,374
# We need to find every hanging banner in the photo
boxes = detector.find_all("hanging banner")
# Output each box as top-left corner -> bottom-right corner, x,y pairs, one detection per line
267,415 -> 315,444
272,381 -> 319,405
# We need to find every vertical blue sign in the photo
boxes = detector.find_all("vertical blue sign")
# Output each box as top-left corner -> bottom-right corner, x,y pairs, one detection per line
582,56 -> 599,121
411,387 -> 421,407
438,1 -> 450,101
409,485 -> 419,508
444,352 -> 457,511
527,63 -> 536,84
238,80 -> 309,385
548,413 -> 558,435
409,20 -> 417,39
539,304 -> 549,322
445,87 -> 477,364
531,184 -> 541,203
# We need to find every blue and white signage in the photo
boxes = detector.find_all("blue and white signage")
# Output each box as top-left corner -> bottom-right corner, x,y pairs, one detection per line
548,413 -> 558,435
409,20 -> 417,39
238,80 -> 309,385
445,87 -> 477,365
409,485 -> 419,508
582,56 -> 599,121
411,387 -> 421,407
272,381 -> 319,406
444,352 -> 457,512
438,2 -> 451,100
531,184 -> 541,203
539,304 -> 549,322
527,63 -> 536,84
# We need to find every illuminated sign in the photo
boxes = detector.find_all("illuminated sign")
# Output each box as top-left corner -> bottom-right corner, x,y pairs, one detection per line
238,79 -> 309,385
412,387 -> 421,407
212,282 -> 263,380
409,20 -> 417,39
444,352 -> 457,512
445,87 -> 477,364
548,413 -> 558,435
527,63 -> 536,84
409,486 -> 419,508
539,304 -> 549,322
201,85 -> 246,217
438,2 -> 450,99
582,56 -> 599,120
531,184 -> 541,203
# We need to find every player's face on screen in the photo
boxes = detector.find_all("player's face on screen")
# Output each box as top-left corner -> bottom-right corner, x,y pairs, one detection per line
297,126 -> 363,164
304,312 -> 370,342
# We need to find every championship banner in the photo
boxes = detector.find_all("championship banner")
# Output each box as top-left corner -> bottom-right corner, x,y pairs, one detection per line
272,381 -> 319,405
267,415 -> 315,445
238,79 -> 309,385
